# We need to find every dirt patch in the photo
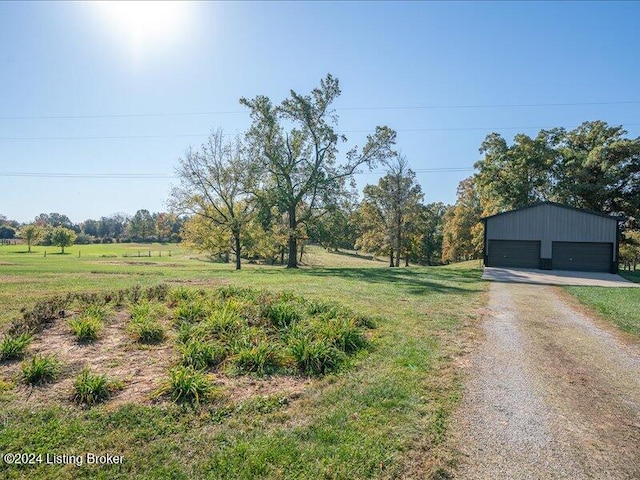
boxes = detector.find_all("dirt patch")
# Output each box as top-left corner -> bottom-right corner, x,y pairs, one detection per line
0,307 -> 314,409
1,310 -> 176,407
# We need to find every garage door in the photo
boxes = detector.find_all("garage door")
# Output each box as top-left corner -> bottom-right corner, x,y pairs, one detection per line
552,242 -> 612,272
488,240 -> 540,268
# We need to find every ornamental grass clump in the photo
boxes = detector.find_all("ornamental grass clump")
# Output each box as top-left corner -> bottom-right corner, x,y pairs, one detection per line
0,333 -> 32,361
69,316 -> 102,342
22,354 -> 61,385
73,368 -> 121,406
158,365 -> 216,405
180,339 -> 228,370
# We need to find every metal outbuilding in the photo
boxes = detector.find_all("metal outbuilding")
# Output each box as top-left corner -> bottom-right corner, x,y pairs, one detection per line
482,202 -> 622,273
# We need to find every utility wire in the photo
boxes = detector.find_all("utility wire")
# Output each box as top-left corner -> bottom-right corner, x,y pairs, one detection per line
0,167 -> 475,179
2,122 -> 639,141
1,99 -> 639,120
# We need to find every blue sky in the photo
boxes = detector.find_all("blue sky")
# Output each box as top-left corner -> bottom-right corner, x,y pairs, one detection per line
1,1 -> 639,224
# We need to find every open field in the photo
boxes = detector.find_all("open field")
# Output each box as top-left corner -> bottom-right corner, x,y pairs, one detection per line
0,244 -> 484,479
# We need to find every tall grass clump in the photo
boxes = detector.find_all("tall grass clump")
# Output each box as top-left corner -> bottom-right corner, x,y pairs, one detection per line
128,317 -> 165,344
73,368 -> 121,406
180,340 -> 228,370
129,300 -> 165,322
157,366 -> 216,405
173,300 -> 210,324
265,302 -> 301,329
199,305 -> 245,339
22,354 -> 61,385
69,316 -> 102,342
322,318 -> 369,353
288,334 -> 345,376
168,286 -> 201,306
0,333 -> 32,361
232,339 -> 287,375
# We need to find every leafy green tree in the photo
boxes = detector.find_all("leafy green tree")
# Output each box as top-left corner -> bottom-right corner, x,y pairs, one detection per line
129,209 -> 155,241
356,156 -> 423,266
240,73 -> 397,268
441,178 -> 482,263
171,130 -> 254,270
50,226 -> 76,254
20,224 -> 43,253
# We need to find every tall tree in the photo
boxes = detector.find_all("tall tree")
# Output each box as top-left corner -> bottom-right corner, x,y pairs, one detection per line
441,178 -> 482,263
356,156 -> 423,267
171,130 -> 254,270
240,74 -> 397,268
129,209 -> 155,241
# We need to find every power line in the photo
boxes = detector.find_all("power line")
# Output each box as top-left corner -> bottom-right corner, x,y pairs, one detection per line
0,167 -> 475,179
1,99 -> 639,120
2,122 -> 639,141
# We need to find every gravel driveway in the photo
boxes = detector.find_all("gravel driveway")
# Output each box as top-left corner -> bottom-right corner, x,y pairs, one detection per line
451,282 -> 640,479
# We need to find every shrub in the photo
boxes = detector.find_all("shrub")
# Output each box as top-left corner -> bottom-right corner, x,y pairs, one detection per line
73,368 -> 121,405
180,340 -> 227,370
265,303 -> 301,329
69,316 -> 102,342
157,366 -> 215,405
0,333 -> 32,360
233,340 -> 286,375
288,335 -> 345,375
128,318 -> 165,344
22,354 -> 61,385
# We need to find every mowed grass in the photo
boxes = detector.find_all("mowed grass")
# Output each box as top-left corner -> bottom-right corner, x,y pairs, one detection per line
565,274 -> 640,337
0,244 -> 484,479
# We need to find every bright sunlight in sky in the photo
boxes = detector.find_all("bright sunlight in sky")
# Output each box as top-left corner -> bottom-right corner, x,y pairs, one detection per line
91,1 -> 191,61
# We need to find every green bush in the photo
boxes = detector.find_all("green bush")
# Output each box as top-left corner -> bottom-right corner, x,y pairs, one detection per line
180,340 -> 228,370
69,316 -> 102,342
73,368 -> 120,405
22,354 -> 61,385
157,366 -> 216,405
288,335 -> 345,375
0,333 -> 32,361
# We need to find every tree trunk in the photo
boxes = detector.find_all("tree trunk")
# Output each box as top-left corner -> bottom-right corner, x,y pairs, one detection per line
405,255 -> 409,267
299,243 -> 304,263
389,250 -> 394,267
234,234 -> 241,270
287,207 -> 298,268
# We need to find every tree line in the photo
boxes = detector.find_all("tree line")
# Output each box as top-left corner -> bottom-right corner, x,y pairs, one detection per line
0,211 -> 186,252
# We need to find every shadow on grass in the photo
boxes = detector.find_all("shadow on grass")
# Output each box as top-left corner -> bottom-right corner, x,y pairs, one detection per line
297,266 -> 483,296
620,271 -> 640,284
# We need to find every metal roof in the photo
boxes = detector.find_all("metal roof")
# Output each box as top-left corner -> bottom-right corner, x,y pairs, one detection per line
480,201 -> 625,223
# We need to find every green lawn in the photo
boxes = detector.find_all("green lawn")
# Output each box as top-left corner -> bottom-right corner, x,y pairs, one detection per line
564,271 -> 640,337
0,244 -> 484,479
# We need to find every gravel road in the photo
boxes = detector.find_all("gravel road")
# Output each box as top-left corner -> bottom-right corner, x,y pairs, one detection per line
452,282 -> 640,479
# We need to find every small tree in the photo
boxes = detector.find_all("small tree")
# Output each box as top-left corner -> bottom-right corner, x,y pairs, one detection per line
20,224 -> 43,253
50,226 -> 76,254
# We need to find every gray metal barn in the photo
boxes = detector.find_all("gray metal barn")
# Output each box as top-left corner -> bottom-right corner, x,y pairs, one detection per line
482,202 -> 622,273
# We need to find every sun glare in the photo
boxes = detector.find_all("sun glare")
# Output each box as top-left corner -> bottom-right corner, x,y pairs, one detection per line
93,1 -> 191,59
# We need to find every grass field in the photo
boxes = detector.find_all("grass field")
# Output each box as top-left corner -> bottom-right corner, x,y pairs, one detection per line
564,272 -> 640,338
0,243 -> 485,479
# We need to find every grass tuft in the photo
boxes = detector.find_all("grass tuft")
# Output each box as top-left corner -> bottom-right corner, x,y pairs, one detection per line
72,368 -> 121,405
22,354 -> 61,385
69,316 -> 102,342
0,333 -> 32,361
157,365 -> 217,405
